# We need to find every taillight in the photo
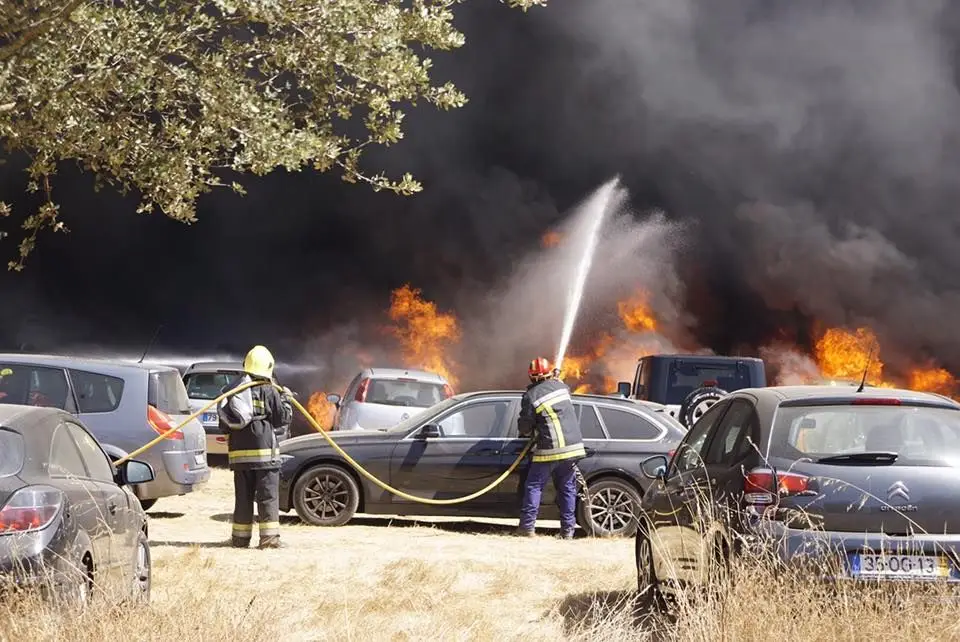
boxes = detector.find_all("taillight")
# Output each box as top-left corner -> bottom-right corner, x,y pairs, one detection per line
354,379 -> 370,402
851,398 -> 902,406
667,449 -> 676,459
147,405 -> 184,440
743,468 -> 811,507
0,486 -> 63,534
442,384 -> 454,399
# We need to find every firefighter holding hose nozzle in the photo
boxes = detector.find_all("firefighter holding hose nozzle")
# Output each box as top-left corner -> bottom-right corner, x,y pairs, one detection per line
516,357 -> 586,539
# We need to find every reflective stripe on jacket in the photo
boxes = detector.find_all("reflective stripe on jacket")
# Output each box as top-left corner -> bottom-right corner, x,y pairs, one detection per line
223,380 -> 293,470
518,378 -> 586,463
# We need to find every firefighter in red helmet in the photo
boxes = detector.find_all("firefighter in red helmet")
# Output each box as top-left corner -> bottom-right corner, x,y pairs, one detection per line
516,357 -> 586,538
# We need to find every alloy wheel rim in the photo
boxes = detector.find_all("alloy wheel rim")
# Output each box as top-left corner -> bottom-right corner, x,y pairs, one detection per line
589,487 -> 634,533
304,474 -> 350,520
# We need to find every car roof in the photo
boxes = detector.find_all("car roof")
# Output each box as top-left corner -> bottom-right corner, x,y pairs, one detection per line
362,367 -> 448,383
0,403 -> 59,426
740,384 -> 960,406
451,389 -> 671,411
640,354 -> 764,364
184,361 -> 245,374
0,353 -> 175,375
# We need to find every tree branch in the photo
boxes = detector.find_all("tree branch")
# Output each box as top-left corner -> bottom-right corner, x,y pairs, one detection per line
0,0 -> 86,63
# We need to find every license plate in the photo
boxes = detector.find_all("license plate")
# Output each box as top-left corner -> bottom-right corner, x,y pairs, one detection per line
851,553 -> 950,579
201,412 -> 217,424
194,453 -> 206,466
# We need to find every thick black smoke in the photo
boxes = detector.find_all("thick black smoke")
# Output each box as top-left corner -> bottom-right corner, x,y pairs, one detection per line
3,0 -> 960,387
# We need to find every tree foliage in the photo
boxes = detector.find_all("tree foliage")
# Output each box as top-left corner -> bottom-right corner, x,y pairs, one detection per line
0,0 -> 545,270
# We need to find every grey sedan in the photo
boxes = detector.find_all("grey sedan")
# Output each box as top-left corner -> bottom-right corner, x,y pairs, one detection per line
279,390 -> 686,537
636,385 -> 960,598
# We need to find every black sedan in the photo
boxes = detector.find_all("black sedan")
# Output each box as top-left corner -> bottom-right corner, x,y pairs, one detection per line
635,385 -> 960,598
279,390 -> 686,537
0,405 -> 155,605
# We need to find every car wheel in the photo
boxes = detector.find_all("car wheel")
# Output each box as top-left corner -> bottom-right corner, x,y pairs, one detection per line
292,464 -> 360,527
635,519 -> 661,601
58,553 -> 93,610
577,477 -> 642,537
131,530 -> 151,604
678,386 -> 728,429
138,498 -> 157,512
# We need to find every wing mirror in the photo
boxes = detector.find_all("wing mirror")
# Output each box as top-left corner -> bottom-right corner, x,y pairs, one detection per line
326,393 -> 342,408
116,459 -> 156,486
417,424 -> 441,439
616,381 -> 631,398
640,454 -> 668,481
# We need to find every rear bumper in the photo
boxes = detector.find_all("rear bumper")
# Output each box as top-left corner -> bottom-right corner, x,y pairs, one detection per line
746,521 -> 960,582
131,448 -> 210,501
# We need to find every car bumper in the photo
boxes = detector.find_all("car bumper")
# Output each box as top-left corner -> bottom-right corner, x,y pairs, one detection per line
746,521 -> 960,583
206,433 -> 229,455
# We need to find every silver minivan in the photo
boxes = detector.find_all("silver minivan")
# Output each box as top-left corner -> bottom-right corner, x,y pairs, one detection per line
328,367 -> 453,431
0,354 -> 209,511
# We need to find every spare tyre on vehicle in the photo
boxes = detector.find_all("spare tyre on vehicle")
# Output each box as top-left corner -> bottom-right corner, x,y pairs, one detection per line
678,386 -> 728,429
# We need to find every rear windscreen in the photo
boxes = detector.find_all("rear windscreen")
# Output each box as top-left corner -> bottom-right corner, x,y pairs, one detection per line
184,372 -> 243,400
666,362 -> 751,405
150,371 -> 192,414
0,428 -> 24,477
770,404 -> 960,466
366,379 -> 447,407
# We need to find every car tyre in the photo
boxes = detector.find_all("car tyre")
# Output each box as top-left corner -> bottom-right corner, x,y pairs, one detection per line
293,464 -> 360,527
635,518 -> 662,607
138,498 -> 157,512
577,477 -> 642,538
678,386 -> 728,429
131,530 -> 151,604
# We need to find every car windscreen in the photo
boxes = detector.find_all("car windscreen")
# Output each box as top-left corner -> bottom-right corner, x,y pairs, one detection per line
665,361 -> 751,405
769,404 -> 960,466
150,370 -> 192,414
0,428 -> 24,477
366,379 -> 448,407
184,372 -> 244,400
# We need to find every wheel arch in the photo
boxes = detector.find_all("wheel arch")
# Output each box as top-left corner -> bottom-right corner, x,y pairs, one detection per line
289,456 -> 366,513
584,468 -> 646,496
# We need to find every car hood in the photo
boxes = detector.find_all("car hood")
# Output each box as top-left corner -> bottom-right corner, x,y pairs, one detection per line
280,429 -> 399,452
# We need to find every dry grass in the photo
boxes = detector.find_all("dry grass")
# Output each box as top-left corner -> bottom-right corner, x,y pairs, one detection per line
3,467 -> 960,641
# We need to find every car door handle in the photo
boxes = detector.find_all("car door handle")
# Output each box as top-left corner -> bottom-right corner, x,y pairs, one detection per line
107,502 -> 118,515
475,447 -> 501,456
584,447 -> 596,457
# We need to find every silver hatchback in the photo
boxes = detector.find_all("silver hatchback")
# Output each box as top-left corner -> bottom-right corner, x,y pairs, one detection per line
328,367 -> 453,431
0,354 -> 209,512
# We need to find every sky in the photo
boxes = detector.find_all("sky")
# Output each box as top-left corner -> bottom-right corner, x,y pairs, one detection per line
3,0 -> 960,390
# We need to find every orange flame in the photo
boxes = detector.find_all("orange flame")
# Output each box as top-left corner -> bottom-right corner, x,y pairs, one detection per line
814,327 -> 885,384
541,230 -> 562,248
306,391 -> 336,431
388,284 -> 461,389
908,366 -> 958,397
618,291 -> 658,333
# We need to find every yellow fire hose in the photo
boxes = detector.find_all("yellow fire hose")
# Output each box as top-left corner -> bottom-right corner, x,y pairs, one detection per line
113,379 -> 534,505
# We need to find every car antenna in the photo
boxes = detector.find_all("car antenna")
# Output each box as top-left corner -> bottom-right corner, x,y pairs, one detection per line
855,346 -> 874,393
137,324 -> 163,364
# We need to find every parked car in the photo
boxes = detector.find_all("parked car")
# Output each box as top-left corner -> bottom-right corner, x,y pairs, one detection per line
327,367 -> 454,432
279,390 -> 686,537
0,405 -> 154,605
635,385 -> 960,599
0,354 -> 210,512
182,361 -> 294,455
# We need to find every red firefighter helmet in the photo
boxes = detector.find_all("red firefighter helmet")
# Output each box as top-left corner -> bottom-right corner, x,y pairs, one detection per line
528,357 -> 553,380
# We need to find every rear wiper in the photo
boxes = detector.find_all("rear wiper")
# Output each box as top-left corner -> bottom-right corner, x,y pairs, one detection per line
815,452 -> 898,465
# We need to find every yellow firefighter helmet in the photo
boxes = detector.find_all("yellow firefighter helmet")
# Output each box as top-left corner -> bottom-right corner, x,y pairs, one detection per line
243,345 -> 275,380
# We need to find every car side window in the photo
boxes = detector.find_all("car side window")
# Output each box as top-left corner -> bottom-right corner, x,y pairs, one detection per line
575,404 -> 606,439
69,369 -> 125,413
50,424 -> 88,478
0,364 -> 72,411
670,401 -> 729,476
65,422 -> 115,483
703,399 -> 758,465
437,401 -> 509,438
598,407 -> 660,440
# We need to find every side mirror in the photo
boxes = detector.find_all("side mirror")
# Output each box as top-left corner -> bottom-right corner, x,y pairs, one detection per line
640,454 -> 669,481
116,459 -> 156,486
616,381 -> 631,398
326,393 -> 342,407
417,424 -> 441,439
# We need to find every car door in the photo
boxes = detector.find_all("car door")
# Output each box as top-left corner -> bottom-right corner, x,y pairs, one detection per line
646,400 -> 730,583
388,397 -> 515,511
497,401 -> 606,516
65,420 -> 133,592
699,397 -> 762,539
48,421 -> 109,580
0,363 -> 79,412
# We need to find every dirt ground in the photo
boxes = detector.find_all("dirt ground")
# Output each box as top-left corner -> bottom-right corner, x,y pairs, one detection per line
144,466 -> 639,641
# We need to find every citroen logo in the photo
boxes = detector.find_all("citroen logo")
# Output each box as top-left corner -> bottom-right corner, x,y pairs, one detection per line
887,481 -> 910,502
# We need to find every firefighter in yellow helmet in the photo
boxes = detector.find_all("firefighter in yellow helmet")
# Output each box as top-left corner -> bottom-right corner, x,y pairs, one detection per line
218,345 -> 293,549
